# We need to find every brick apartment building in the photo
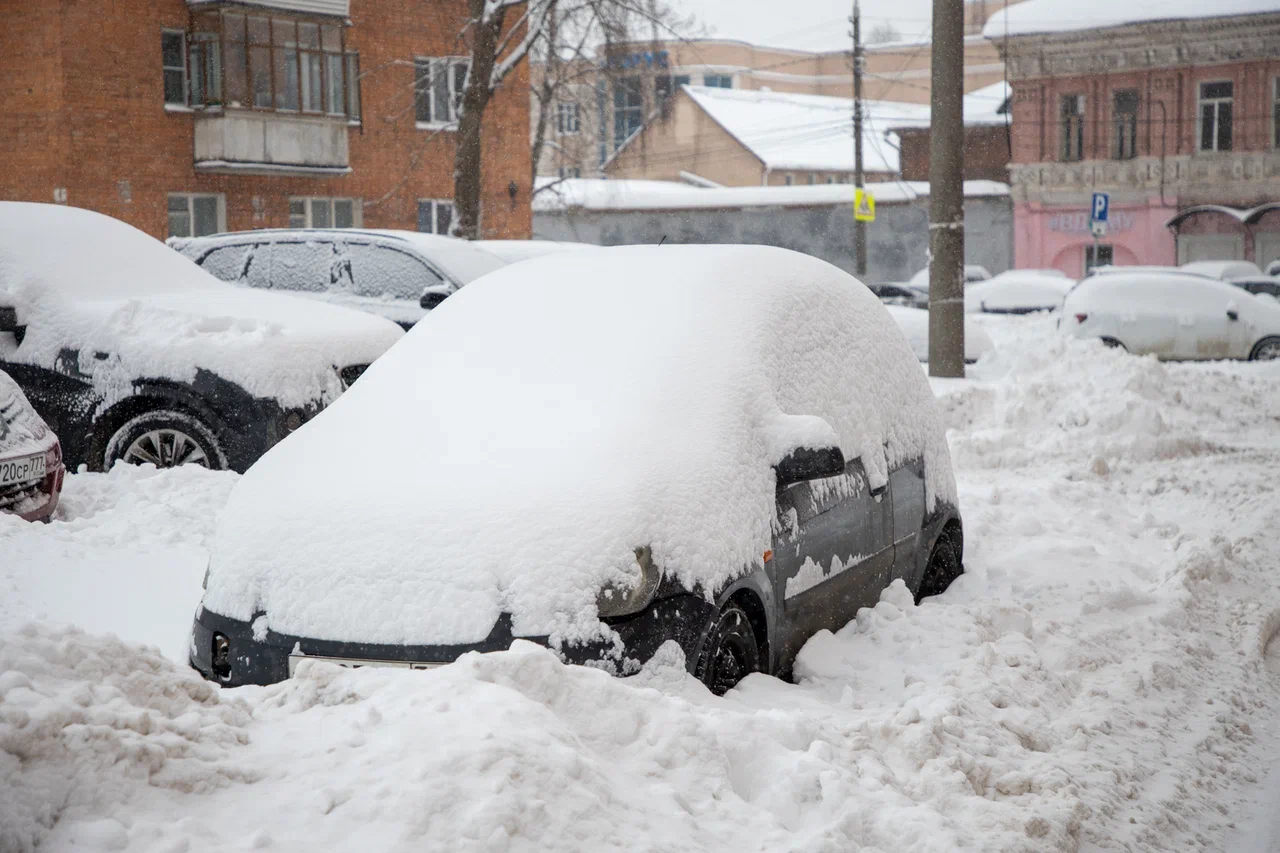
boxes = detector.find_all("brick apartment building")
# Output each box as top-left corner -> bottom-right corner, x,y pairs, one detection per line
1,0 -> 532,242
991,4 -> 1280,276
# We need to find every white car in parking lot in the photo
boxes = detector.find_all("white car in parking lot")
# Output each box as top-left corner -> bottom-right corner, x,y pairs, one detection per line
964,270 -> 1072,315
1062,270 -> 1280,361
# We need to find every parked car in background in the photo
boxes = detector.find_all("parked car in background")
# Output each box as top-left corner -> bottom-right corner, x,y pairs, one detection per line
868,282 -> 929,309
0,204 -> 403,473
885,306 -> 994,363
191,245 -> 963,694
1267,260 -> 1280,277
1062,270 -> 1280,361
171,230 -> 589,327
0,367 -> 64,522
965,270 -> 1073,314
1226,276 -> 1280,302
909,265 -> 992,291
1181,260 -> 1263,281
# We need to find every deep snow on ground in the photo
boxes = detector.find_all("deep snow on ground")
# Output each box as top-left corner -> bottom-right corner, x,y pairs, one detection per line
2,314 -> 1280,853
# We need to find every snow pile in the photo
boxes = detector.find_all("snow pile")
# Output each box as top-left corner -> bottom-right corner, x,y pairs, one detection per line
203,245 -> 955,647
984,0 -> 1276,37
940,318 -> 1232,470
0,204 -> 404,409
964,271 -> 1073,314
0,370 -> 56,459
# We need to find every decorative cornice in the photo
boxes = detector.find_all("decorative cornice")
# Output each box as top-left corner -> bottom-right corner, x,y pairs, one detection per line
1009,151 -> 1280,206
1000,14 -> 1280,80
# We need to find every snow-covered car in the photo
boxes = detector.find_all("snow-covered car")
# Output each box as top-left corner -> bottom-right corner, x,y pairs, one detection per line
885,305 -> 994,363
190,245 -> 964,693
1062,270 -> 1280,361
171,230 -> 588,328
868,282 -> 929,309
1180,259 -> 1263,281
908,264 -> 992,291
0,366 -> 64,522
1267,260 -> 1280,277
0,204 -> 403,473
964,270 -> 1074,314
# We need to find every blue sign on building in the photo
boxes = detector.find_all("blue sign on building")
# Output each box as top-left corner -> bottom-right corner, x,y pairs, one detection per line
1090,192 -> 1110,224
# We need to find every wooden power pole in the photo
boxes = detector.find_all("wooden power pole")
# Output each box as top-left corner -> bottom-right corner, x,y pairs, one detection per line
852,1 -> 866,277
927,0 -> 965,376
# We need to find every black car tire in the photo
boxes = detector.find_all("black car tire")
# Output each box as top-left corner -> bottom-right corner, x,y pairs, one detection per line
103,409 -> 227,471
694,602 -> 761,696
1249,336 -> 1280,362
915,533 -> 963,603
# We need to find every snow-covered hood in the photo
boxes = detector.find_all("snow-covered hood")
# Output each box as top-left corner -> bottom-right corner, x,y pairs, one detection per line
0,204 -> 404,409
203,245 -> 957,648
0,369 -> 56,458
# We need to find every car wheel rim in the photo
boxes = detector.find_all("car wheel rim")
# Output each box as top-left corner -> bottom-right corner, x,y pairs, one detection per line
708,612 -> 753,694
1257,342 -> 1280,361
123,429 -> 209,468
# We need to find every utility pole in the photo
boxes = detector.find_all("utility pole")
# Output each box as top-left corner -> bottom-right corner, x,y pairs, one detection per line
852,1 -> 866,278
927,0 -> 965,376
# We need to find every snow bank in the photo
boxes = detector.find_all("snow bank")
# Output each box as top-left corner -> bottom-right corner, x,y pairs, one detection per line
0,204 -> 403,410
202,245 -> 956,647
0,370 -> 56,460
984,0 -> 1276,37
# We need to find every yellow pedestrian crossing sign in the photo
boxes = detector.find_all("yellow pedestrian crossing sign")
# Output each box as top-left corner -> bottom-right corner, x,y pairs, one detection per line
854,188 -> 875,222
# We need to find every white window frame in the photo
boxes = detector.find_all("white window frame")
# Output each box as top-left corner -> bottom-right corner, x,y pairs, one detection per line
416,199 -> 454,235
555,101 -> 580,136
414,56 -> 469,128
289,196 -> 362,229
1199,80 -> 1234,153
167,192 -> 225,238
162,29 -> 188,108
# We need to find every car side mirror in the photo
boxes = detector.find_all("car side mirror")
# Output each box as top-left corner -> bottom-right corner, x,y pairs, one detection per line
775,445 -> 845,488
1226,301 -> 1239,322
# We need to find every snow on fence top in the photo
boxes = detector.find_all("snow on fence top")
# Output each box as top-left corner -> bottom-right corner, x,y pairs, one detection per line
533,178 -> 1011,213
202,245 -> 957,648
983,0 -> 1278,38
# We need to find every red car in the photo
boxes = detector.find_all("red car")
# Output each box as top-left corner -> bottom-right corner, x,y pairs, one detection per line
0,368 -> 64,522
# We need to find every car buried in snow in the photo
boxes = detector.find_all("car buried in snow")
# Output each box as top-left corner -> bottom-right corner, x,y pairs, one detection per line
190,245 -> 965,695
0,203 -> 404,473
0,367 -> 64,522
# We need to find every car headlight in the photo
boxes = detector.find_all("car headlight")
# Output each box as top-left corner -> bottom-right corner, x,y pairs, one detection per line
596,546 -> 660,619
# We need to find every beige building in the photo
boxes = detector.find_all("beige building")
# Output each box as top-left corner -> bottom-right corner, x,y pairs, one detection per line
532,0 -> 1025,181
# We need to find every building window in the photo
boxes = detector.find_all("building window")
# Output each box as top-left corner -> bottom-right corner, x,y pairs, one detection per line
826,176 -> 835,184
557,166 -> 582,179
783,174 -> 794,186
1085,243 -> 1113,274
1199,81 -> 1233,152
1060,94 -> 1085,162
177,11 -> 355,117
415,57 -> 469,125
673,74 -> 691,88
289,197 -> 359,229
613,76 -> 644,149
807,174 -> 816,185
1113,89 -> 1139,160
703,74 -> 732,89
162,30 -> 188,105
167,193 -> 224,238
416,199 -> 454,235
555,102 -> 580,135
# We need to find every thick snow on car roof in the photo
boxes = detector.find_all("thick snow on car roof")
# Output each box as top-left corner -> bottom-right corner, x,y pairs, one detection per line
965,271 -> 1073,314
203,245 -> 957,648
0,204 -> 403,409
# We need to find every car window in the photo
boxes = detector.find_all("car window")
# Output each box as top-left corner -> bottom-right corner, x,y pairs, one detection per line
344,243 -> 445,300
1246,281 -> 1280,299
197,244 -> 256,283
262,240 -> 334,293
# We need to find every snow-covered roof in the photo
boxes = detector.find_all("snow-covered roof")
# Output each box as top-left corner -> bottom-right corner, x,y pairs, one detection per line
534,177 -> 1010,213
683,85 -> 930,174
983,0 -> 1277,38
962,81 -> 1011,126
202,244 -> 956,647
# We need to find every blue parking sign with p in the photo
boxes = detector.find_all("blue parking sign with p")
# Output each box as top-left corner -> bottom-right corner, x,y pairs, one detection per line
1091,192 -> 1110,224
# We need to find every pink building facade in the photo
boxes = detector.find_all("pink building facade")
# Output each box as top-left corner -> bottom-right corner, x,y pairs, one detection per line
998,11 -> 1280,275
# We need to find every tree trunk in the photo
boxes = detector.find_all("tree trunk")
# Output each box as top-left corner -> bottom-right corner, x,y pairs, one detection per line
452,0 -> 506,240
529,2 -> 559,188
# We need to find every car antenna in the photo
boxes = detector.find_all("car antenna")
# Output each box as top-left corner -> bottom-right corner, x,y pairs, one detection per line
658,235 -> 667,246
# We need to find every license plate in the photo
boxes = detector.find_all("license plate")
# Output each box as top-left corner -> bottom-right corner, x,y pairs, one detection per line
0,453 -> 45,487
288,654 -> 446,676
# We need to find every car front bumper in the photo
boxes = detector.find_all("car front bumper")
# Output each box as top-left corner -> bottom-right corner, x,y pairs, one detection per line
189,593 -> 716,688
